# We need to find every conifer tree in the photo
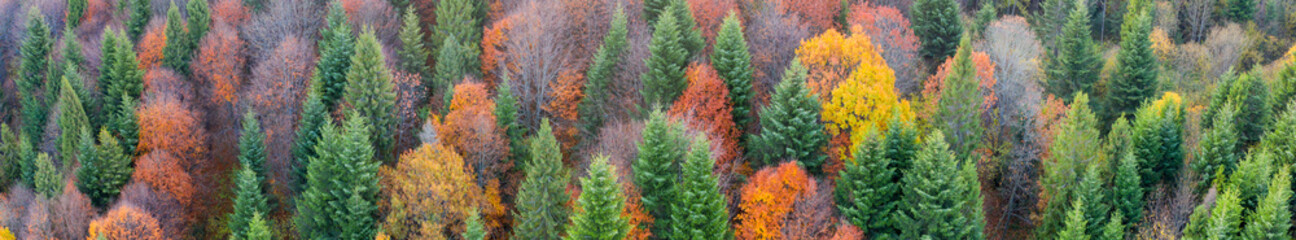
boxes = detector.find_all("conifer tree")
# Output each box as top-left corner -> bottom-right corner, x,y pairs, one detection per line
1075,164 -> 1111,237
238,110 -> 268,187
396,7 -> 432,87
295,115 -> 381,239
1033,0 -> 1073,48
895,131 -> 984,239
161,2 -> 191,74
464,209 -> 486,240
48,27 -> 87,108
229,167 -> 269,240
1182,202 -> 1211,239
711,12 -> 755,131
643,0 -> 670,25
186,0 -> 211,47
1130,93 -> 1184,189
77,128 -> 132,208
633,110 -> 685,236
1259,104 -> 1296,174
936,36 -> 984,161
292,87 -> 327,191
0,125 -> 34,187
835,132 -> 899,237
664,0 -> 704,57
1038,93 -> 1105,239
495,78 -> 527,162
1113,151 -> 1143,226
18,7 -> 52,147
33,153 -> 62,198
1104,6 -> 1158,123
1207,188 -> 1244,239
971,1 -> 996,38
1242,165 -> 1292,240
1227,0 -> 1255,22
68,0 -> 87,28
1203,72 -> 1271,147
127,0 -> 151,41
102,30 -> 145,123
1193,105 -> 1239,191
1227,151 -> 1275,210
513,120 -> 571,239
1101,212 -> 1126,240
566,156 -> 631,240
343,29 -> 399,162
430,0 -> 481,66
668,138 -> 731,240
314,0 -> 357,111
246,212 -> 272,240
110,95 -> 140,156
579,5 -> 628,136
57,77 -> 90,163
433,36 -> 469,108
910,0 -> 963,66
750,61 -> 826,170
1274,58 -> 1296,113
642,9 -> 690,108
1058,196 -> 1090,240
1046,0 -> 1102,102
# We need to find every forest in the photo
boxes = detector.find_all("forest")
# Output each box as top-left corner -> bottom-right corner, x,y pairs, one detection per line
2,0 -> 1296,239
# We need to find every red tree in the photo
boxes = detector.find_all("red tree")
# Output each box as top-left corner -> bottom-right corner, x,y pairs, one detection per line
193,21 -> 245,105
688,0 -> 736,45
52,182 -> 94,240
130,151 -> 195,211
480,16 -> 513,88
745,1 -> 809,104
777,0 -> 840,32
137,92 -> 206,164
211,0 -> 248,25
86,203 -> 165,240
136,19 -> 167,71
669,63 -> 742,171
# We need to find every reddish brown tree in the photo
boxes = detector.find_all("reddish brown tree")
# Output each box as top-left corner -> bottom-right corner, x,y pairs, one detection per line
391,72 -> 427,155
211,0 -> 248,25
244,35 -> 316,197
241,0 -> 324,64
51,182 -> 94,240
502,0 -> 575,132
480,16 -> 513,88
342,0 -> 399,47
781,186 -> 834,239
22,196 -> 52,240
193,21 -> 245,105
745,1 -> 809,103
136,19 -> 166,71
777,0 -> 840,32
118,182 -> 187,238
687,0 -> 735,46
137,91 -> 206,164
435,80 -> 510,187
86,203 -> 165,240
668,63 -> 742,170
130,151 -> 194,211
546,69 -> 585,160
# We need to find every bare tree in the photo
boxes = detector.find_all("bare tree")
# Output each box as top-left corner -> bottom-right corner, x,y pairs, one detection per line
1204,23 -> 1250,79
502,0 -> 573,131
978,16 -> 1043,123
745,0 -> 809,105
1182,0 -> 1212,42
241,0 -> 323,65
243,35 -> 315,198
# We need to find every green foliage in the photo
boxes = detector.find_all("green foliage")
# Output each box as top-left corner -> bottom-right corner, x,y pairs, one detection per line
1032,0 -> 1074,48
750,61 -> 827,171
895,131 -> 984,239
293,87 -> 327,192
513,120 -> 571,239
433,35 -> 472,109
1101,212 -> 1126,240
1226,151 -> 1274,210
579,5 -> 629,137
1075,164 -> 1110,237
643,0 -> 669,25
1274,59 -> 1296,113
642,9 -> 690,108
566,156 -> 631,240
128,0 -> 151,41
315,1 -> 357,111
1182,201 -> 1212,239
1113,151 -> 1143,226
161,2 -> 191,74
1203,71 -> 1271,147
1207,188 -> 1244,239
77,128 -> 133,208
18,7 -> 52,147
246,212 -> 272,240
33,153 -> 62,198
712,12 -> 755,132
972,1 -> 997,38
238,110 -> 268,188
0,125 -> 24,189
57,77 -> 90,164
464,209 -> 486,240
295,115 -> 381,239
186,0 -> 211,46
396,7 -> 432,88
49,27 -> 88,113
430,0 -> 482,60
343,29 -> 399,162
1227,0 -> 1255,22
668,138 -> 731,240
1193,105 -> 1239,191
101,30 -> 145,139
67,0 -> 87,27
835,132 -> 899,238
4,125 -> 36,188
1103,6 -> 1158,123
1130,94 -> 1184,189
1045,0 -> 1101,102
1038,93 -> 1106,239
633,110 -> 685,236
911,0 -> 964,64
664,0 -> 704,57
1057,196 -> 1090,240
936,37 -> 984,161
229,167 -> 270,240
1242,165 -> 1292,240
495,78 -> 527,164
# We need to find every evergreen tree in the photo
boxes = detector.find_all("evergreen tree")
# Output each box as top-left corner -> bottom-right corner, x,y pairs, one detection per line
1193,104 -> 1239,191
1058,196 -> 1090,240
33,153 -> 62,198
161,2 -> 191,74
186,0 -> 211,47
1075,164 -> 1111,237
343,29 -> 399,162
1242,165 -> 1292,240
67,0 -> 87,28
910,0 -> 964,66
633,110 -> 685,236
1207,188 -> 1244,239
749,61 -> 827,170
883,115 -> 921,182
127,0 -> 151,41
314,0 -> 357,111
1227,0 -> 1255,22
430,0 -> 481,67
238,110 -> 268,188
102,30 -> 145,126
643,0 -> 670,25
1103,6 -> 1158,123
971,1 -> 997,38
1274,57 -> 1296,113
396,7 -> 432,88
1,125 -> 34,187
495,78 -> 527,163
463,209 -> 486,240
895,131 -> 984,239
1101,212 -> 1126,240
77,128 -> 132,208
1046,0 -> 1102,103
295,115 -> 381,239
229,167 -> 270,240
579,5 -> 629,136
57,77 -> 90,163
1226,151 -> 1274,210
835,132 -> 899,237
110,95 -> 140,156
292,87 -> 327,191
566,156 -> 631,240
664,0 -> 705,57
1182,202 -> 1212,239
936,36 -> 984,161
1032,0 -> 1074,48
18,7 -> 53,147
668,138 -> 731,240
1037,93 -> 1105,239
513,120 -> 571,239
1130,93 -> 1184,189
1113,151 -> 1143,226
246,212 -> 272,240
642,9 -> 690,108
1203,72 -> 1271,147
711,12 -> 755,131
433,35 -> 470,109
48,27 -> 87,111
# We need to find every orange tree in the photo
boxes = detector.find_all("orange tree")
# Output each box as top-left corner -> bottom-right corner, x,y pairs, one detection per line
380,143 -> 493,239
735,162 -> 814,239
669,63 -> 743,169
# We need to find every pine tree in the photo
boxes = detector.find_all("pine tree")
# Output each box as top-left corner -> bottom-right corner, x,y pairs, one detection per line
161,2 -> 191,74
1046,0 -> 1102,102
1193,104 -> 1239,191
565,155 -> 631,240
0,125 -> 34,188
1242,165 -> 1292,240
1058,196 -> 1090,240
936,36 -> 984,161
76,128 -> 133,208
633,110 -> 685,236
127,0 -> 151,41
430,0 -> 481,68
1103,7 -> 1158,123
343,29 -> 399,162
1101,212 -> 1126,240
664,0 -> 705,57
911,0 -> 964,66
110,95 -> 140,156
463,209 -> 486,240
1032,0 -> 1074,48
229,167 -> 269,240
835,133 -> 899,237
433,35 -> 469,108
642,9 -> 690,108
1131,93 -> 1184,189
1203,72 -> 1271,147
186,0 -> 211,47
750,61 -> 827,170
238,110 -> 268,188
1113,151 -> 1143,226
495,78 -> 527,163
513,119 -> 571,239
295,115 -> 381,239
67,0 -> 87,28
1207,188 -> 1244,239
668,138 -> 731,240
711,12 -> 755,131
18,6 -> 53,147
33,153 -> 62,198
292,87 -> 327,191
396,7 -> 432,87
1227,0 -> 1255,22
895,131 -> 984,239
57,77 -> 90,164
246,212 -> 272,240
579,5 -> 629,136
314,0 -> 357,111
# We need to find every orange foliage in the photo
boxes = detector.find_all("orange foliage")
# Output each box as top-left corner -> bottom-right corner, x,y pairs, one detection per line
481,17 -> 513,88
920,51 -> 998,119
778,0 -> 841,31
194,22 -> 245,105
211,0 -> 249,25
137,21 -> 166,71
828,224 -> 864,240
86,204 -> 165,240
435,81 -> 510,186
795,27 -> 888,99
1034,95 -> 1069,161
688,0 -> 736,43
546,69 -> 585,160
735,162 -> 814,240
621,180 -> 654,240
136,95 -> 207,164
669,63 -> 743,168
380,144 -> 491,239
131,151 -> 196,208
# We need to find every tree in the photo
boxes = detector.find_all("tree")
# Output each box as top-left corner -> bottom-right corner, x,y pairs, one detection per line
735,162 -> 813,240
750,61 -> 827,170
1113,151 -> 1143,226
137,21 -> 167,71
432,36 -> 471,107
295,115 -> 381,239
0,124 -> 29,190
1103,6 -> 1157,123
343,29 -> 399,162
77,129 -> 133,208
1131,93 -> 1184,188
795,28 -> 888,98
664,0 -> 705,57
910,0 -> 963,66
396,7 -> 431,87
495,79 -> 527,165
935,36 -> 985,161
566,156 -> 631,240
57,77 -> 90,164
1046,0 -> 1102,102
246,212 -> 272,240
667,138 -> 730,240
1208,188 -> 1244,239
161,2 -> 191,75
380,143 -> 486,239
101,30 -> 145,138
1203,72 -> 1271,147
849,4 -> 923,94
186,0 -> 211,47
633,110 -> 686,236
1274,57 -> 1296,113
711,12 -> 755,130
1057,196 -> 1090,240
128,0 -> 151,41
1102,212 -> 1126,240
314,0 -> 357,111
430,0 -> 481,61
228,167 -> 269,240
292,87 -> 327,191
463,210 -> 486,240
1037,93 -> 1105,239
578,4 -> 629,137
835,132 -> 899,238
237,110 -> 268,190
18,6 -> 52,147
820,37 -> 914,159
779,0 -> 843,32
642,8 -> 690,108
193,22 -> 245,105
1226,0 -> 1254,22
669,63 -> 742,166
1193,104 -> 1239,191
436,81 -> 509,187
33,153 -> 62,198
86,204 -> 165,240
513,120 -> 571,239
137,94 -> 207,163
1242,165 -> 1292,239
894,131 -> 984,239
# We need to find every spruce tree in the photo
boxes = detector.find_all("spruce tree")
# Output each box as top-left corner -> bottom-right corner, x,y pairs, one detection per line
295,115 -> 381,239
127,0 -> 151,41
1,125 -> 34,187
895,131 -> 984,239
246,212 -> 272,240
110,95 -> 140,156
77,128 -> 132,208
433,36 -> 469,108
936,36 -> 984,161
1130,93 -> 1184,189
1227,151 -> 1275,210
643,0 -> 670,25
1057,196 -> 1090,240
18,7 -> 53,147
1207,188 -> 1244,239
971,1 -> 996,38
495,78 -> 527,163
57,77 -> 90,163
186,0 -> 211,47
161,2 -> 191,74
33,153 -> 62,198
513,119 -> 571,239
430,0 -> 481,65
229,167 -> 270,240
668,138 -> 731,240
642,9 -> 690,108
750,61 -> 826,170
835,133 -> 899,237
48,27 -> 87,110
711,12 -> 755,131
1227,0 -> 1255,22
67,0 -> 87,28
910,0 -> 963,66
1274,58 -> 1296,113
1032,0 -> 1074,48
1182,202 -> 1211,239
633,110 -> 685,236
1193,105 -> 1239,191
343,29 -> 399,162
396,7 -> 432,87
1203,72 -> 1271,147
664,0 -> 705,58
292,87 -> 327,191
1113,151 -> 1143,226
1075,164 -> 1111,237
1046,0 -> 1102,103
579,5 -> 629,137
464,209 -> 486,240
102,30 -> 145,123
1104,7 -> 1158,123
238,110 -> 268,188
565,156 -> 631,240
1101,212 -> 1126,240
314,0 -> 357,111
1038,93 -> 1105,239
1242,165 -> 1292,240
883,115 -> 921,182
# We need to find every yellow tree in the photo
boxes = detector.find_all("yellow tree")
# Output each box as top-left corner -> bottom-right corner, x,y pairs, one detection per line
795,27 -> 890,98
380,143 -> 495,239
819,51 -> 914,165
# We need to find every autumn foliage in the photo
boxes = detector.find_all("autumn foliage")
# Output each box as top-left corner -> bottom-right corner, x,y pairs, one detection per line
193,22 -> 246,105
735,162 -> 815,239
136,95 -> 207,164
848,4 -> 922,94
136,20 -> 167,71
86,204 -> 165,240
669,63 -> 743,169
436,81 -> 510,186
130,151 -> 196,210
380,143 -> 492,239
776,0 -> 841,32
795,27 -> 888,99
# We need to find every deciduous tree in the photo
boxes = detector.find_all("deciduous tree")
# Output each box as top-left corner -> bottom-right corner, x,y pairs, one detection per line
669,63 -> 742,167
380,143 -> 486,239
193,22 -> 244,105
849,4 -> 922,95
735,162 -> 813,240
86,204 -> 165,240
437,81 -> 510,187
